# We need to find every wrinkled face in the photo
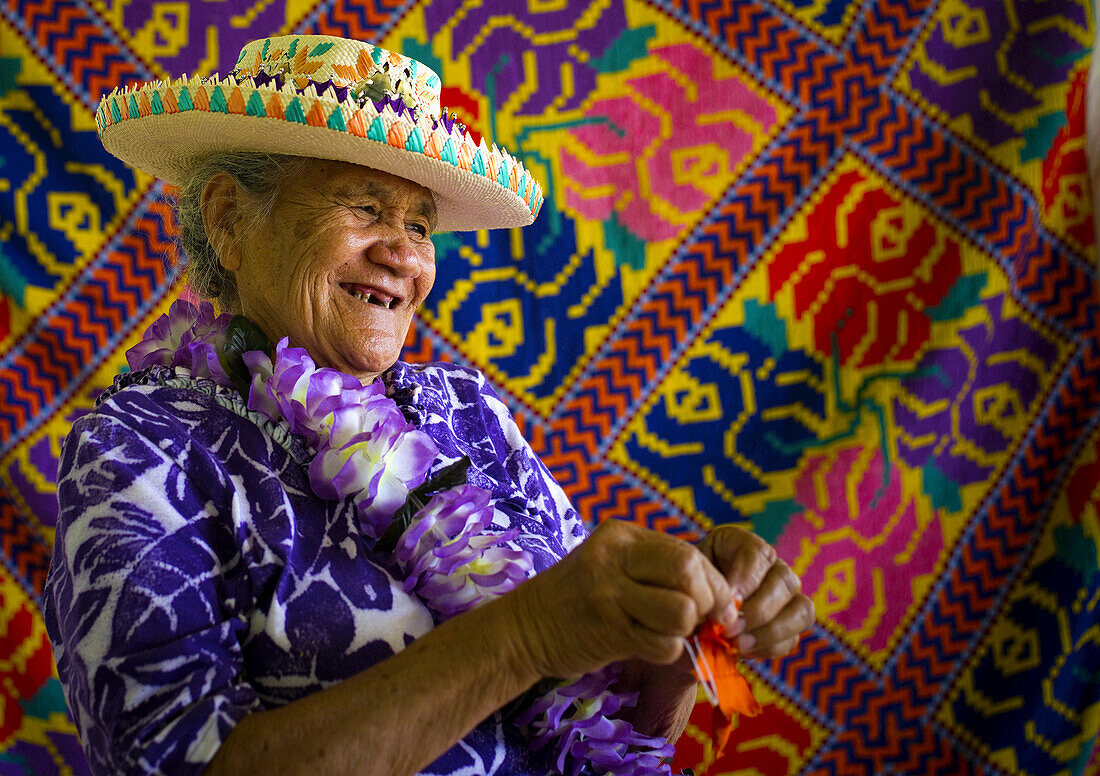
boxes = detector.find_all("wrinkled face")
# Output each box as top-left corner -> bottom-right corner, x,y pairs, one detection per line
230,160 -> 437,383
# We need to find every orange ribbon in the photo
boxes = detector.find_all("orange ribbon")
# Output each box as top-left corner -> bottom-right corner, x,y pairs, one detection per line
685,620 -> 761,757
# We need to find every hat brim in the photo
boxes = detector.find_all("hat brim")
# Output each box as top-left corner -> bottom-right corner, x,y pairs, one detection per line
98,84 -> 542,233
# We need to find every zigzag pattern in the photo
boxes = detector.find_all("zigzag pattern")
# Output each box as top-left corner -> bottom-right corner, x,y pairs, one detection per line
0,197 -> 173,450
850,0 -> 934,77
815,722 -> 979,776
665,0 -> 847,102
15,0 -> 148,105
1009,234 -> 1098,330
0,493 -> 51,599
777,634 -> 865,717
858,96 -> 1080,312
303,0 -> 410,39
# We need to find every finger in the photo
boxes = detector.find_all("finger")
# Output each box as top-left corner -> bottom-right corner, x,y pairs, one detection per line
701,558 -> 739,632
738,560 -> 802,632
738,594 -> 816,659
619,579 -> 701,638
742,634 -> 801,660
702,526 -> 777,602
613,583 -> 694,664
622,536 -> 733,629
634,632 -> 688,665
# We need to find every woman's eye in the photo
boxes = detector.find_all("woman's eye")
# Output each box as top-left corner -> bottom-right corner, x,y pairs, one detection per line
407,222 -> 429,237
358,205 -> 378,217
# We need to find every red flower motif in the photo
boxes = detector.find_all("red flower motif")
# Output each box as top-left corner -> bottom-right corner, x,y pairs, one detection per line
1042,65 -> 1094,253
768,167 -> 962,368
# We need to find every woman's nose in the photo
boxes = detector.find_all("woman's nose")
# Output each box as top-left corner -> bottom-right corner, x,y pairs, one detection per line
366,228 -> 421,276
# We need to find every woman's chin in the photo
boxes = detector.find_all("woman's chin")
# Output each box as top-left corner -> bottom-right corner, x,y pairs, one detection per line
333,345 -> 401,382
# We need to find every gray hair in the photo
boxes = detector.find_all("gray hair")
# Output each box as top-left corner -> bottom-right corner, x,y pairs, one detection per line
175,152 -> 311,311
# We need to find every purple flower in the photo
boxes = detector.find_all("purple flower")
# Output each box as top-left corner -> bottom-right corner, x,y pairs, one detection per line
126,300 -> 232,383
251,339 -> 368,447
518,664 -> 673,776
394,484 -> 533,616
242,349 -> 278,417
310,414 -> 438,537
246,340 -> 438,537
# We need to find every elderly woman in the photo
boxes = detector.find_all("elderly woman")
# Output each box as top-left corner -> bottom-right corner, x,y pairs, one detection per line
43,35 -> 814,776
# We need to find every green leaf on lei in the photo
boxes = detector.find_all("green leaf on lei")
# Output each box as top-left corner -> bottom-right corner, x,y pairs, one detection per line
222,315 -> 274,396
374,456 -> 472,553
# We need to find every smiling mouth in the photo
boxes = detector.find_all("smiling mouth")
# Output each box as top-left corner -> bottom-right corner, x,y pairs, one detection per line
341,283 -> 398,309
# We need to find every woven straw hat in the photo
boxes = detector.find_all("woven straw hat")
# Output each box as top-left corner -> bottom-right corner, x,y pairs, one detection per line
96,35 -> 543,232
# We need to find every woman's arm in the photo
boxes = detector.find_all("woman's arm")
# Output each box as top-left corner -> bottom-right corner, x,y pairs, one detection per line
204,590 -> 540,776
206,518 -> 739,776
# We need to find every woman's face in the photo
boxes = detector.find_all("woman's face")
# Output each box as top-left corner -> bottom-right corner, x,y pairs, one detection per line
228,160 -> 437,383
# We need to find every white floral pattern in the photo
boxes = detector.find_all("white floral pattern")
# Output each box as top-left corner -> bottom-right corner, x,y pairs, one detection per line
44,361 -> 586,776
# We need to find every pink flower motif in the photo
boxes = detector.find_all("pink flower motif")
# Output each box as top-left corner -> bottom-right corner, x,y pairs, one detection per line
394,484 -> 533,616
773,446 -> 944,654
559,42 -> 779,242
126,299 -> 232,382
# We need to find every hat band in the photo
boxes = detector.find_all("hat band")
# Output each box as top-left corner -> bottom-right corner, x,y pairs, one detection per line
96,75 -> 543,218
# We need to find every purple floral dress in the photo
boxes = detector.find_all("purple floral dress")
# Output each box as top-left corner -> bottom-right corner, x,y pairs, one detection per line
43,360 -> 588,776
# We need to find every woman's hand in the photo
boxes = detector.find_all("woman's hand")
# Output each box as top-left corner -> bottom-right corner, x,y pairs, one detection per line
506,519 -> 739,679
696,525 -> 815,659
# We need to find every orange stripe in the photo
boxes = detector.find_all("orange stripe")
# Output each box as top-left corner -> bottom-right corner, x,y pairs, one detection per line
347,110 -> 367,137
305,100 -> 327,127
192,84 -> 210,111
386,120 -> 410,148
226,86 -> 246,114
266,93 -> 285,120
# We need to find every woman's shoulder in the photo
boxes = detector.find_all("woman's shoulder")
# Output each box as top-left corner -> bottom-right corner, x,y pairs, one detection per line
383,359 -> 490,391
93,363 -> 234,410
383,360 -> 500,415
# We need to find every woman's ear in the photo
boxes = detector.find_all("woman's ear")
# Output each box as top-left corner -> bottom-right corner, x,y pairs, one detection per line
202,173 -> 246,272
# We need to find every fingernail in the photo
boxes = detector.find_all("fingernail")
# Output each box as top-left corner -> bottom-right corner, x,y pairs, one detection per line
719,603 -> 738,630
726,617 -> 746,637
736,633 -> 756,652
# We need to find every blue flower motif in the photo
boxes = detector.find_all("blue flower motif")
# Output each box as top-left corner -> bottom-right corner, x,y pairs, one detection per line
624,302 -> 827,522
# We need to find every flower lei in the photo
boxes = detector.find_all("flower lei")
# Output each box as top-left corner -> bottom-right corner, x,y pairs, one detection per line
127,300 -> 675,775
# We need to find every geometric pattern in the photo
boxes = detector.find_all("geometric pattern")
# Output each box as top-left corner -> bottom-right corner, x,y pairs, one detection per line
1,0 -> 1098,772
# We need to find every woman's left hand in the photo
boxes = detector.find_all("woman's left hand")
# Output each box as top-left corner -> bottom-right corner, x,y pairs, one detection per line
615,525 -> 815,740
696,525 -> 815,659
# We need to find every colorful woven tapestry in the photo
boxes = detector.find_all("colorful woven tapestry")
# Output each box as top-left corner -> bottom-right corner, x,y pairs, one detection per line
2,0 -> 1099,772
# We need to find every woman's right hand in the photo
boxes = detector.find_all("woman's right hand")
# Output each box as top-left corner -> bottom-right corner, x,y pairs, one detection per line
506,519 -> 738,679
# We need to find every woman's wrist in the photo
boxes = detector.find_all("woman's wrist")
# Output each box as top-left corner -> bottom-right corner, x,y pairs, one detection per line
614,657 -> 699,741
449,589 -> 547,696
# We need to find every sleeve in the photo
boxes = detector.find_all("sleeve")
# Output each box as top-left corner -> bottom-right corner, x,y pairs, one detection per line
437,365 -> 590,559
44,408 -> 263,776
476,382 -> 590,555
